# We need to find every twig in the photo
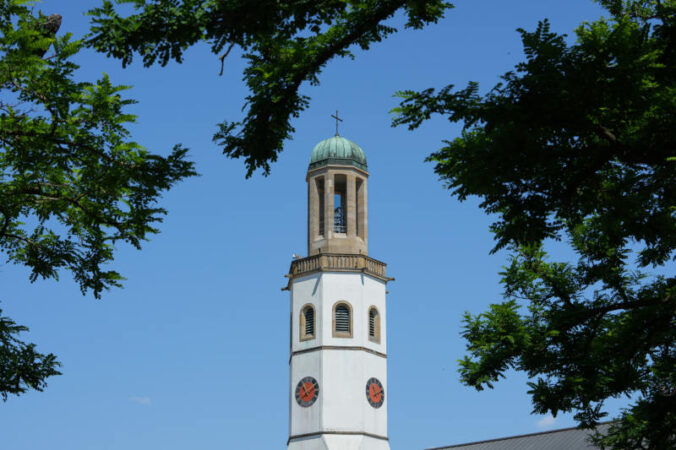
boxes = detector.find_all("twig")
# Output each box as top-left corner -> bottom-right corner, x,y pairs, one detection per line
0,212 -> 10,239
218,43 -> 235,76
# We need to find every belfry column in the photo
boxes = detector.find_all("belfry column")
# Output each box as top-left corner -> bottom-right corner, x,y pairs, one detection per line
324,174 -> 334,241
286,135 -> 391,450
347,174 -> 357,240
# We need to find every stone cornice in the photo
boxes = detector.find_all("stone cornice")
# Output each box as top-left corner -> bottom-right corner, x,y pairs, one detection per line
306,164 -> 370,180
283,253 -> 392,290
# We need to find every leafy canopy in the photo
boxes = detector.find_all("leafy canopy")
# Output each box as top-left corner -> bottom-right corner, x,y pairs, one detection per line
393,1 -> 675,448
87,0 -> 452,177
0,0 -> 196,399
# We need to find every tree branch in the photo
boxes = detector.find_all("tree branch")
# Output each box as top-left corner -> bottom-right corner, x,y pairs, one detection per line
0,211 -> 10,239
289,1 -> 405,88
9,186 -> 128,233
580,295 -> 672,321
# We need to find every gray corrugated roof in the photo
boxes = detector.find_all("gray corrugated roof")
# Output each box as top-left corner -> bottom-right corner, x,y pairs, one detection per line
428,424 -> 610,450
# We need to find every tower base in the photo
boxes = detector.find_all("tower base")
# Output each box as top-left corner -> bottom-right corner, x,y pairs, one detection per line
288,433 -> 390,450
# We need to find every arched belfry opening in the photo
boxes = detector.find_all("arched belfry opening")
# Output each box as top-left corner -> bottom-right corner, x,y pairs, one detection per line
307,136 -> 368,255
334,174 -> 347,234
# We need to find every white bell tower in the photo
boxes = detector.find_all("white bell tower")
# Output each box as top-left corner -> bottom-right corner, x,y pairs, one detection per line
284,134 -> 391,450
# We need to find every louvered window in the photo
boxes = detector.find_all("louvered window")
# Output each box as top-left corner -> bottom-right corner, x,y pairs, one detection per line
304,307 -> 314,336
300,305 -> 315,341
368,307 -> 380,343
334,303 -> 351,337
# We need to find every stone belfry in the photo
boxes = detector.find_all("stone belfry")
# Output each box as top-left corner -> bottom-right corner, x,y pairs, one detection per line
285,132 -> 391,450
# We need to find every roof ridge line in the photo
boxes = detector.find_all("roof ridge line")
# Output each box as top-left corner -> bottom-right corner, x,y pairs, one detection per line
426,422 -> 612,450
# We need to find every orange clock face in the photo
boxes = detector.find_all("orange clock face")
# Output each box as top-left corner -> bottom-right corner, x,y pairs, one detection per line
366,377 -> 384,408
295,377 -> 319,407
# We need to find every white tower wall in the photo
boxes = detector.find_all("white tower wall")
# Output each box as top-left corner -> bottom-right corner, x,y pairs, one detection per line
288,272 -> 390,449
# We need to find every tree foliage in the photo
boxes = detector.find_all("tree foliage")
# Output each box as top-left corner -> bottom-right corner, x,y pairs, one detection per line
393,1 -> 675,447
87,0 -> 452,177
0,0 -> 196,399
0,306 -> 60,401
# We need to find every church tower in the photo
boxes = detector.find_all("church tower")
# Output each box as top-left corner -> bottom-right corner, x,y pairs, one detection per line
285,134 -> 391,450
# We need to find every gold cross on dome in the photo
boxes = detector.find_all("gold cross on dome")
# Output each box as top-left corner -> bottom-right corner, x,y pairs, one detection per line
331,110 -> 343,136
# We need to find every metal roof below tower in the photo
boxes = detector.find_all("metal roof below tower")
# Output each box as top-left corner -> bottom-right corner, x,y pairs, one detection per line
427,424 -> 610,450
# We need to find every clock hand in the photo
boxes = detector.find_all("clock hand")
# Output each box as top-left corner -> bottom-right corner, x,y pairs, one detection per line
300,383 -> 313,398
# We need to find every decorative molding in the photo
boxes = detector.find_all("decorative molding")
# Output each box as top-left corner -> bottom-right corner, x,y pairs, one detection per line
288,430 -> 389,444
290,345 -> 387,363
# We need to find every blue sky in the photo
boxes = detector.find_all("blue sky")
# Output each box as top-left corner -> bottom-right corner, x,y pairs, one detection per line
1,1 -> 633,448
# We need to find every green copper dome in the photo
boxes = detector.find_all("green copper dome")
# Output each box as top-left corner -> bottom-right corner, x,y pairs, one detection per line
309,135 -> 367,171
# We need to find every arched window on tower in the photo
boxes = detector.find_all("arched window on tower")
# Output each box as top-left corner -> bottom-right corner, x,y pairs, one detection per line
368,307 -> 380,343
333,301 -> 352,338
300,304 -> 315,341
